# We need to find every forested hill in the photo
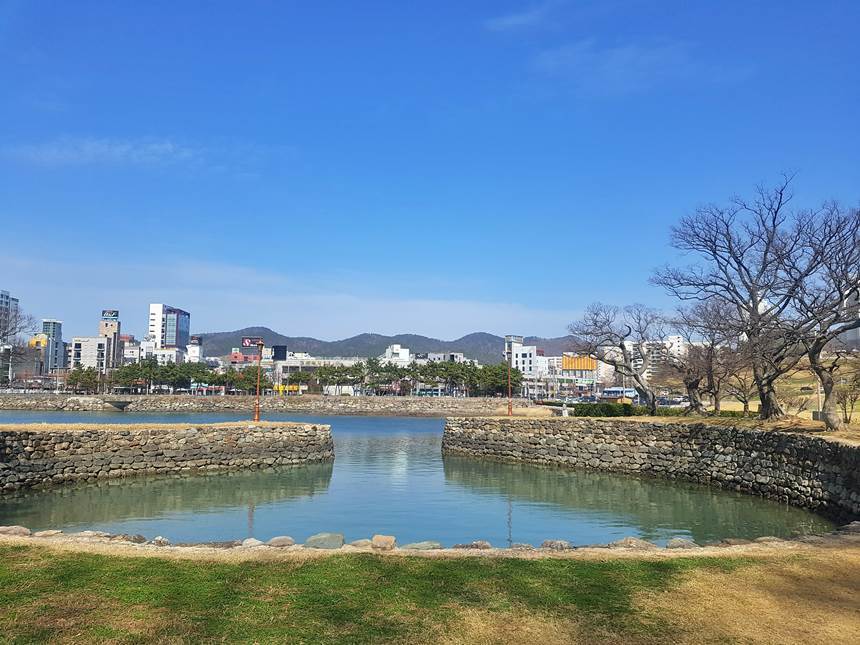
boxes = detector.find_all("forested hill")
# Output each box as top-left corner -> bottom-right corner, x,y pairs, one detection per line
196,328 -> 574,365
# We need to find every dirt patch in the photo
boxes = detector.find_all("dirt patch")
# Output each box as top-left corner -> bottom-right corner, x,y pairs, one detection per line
638,546 -> 860,644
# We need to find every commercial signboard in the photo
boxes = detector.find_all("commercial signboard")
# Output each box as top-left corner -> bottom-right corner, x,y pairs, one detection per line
101,309 -> 120,320
562,355 -> 596,371
241,336 -> 264,348
189,335 -> 202,346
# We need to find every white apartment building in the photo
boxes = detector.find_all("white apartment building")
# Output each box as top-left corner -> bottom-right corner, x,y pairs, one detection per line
505,336 -> 539,377
148,304 -> 191,349
68,336 -> 112,374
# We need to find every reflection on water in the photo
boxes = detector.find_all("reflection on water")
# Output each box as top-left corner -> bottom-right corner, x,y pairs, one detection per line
0,414 -> 834,545
0,462 -> 333,531
442,456 -> 832,544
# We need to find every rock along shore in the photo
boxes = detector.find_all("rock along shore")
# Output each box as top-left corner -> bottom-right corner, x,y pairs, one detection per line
0,421 -> 333,491
443,417 -> 860,523
1,521 -> 858,559
0,393 -> 529,417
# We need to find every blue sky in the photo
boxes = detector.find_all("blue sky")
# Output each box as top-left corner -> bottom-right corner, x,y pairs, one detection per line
2,1 -> 859,340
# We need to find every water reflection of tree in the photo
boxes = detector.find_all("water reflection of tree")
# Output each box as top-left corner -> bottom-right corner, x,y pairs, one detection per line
0,462 -> 333,527
442,456 -> 831,543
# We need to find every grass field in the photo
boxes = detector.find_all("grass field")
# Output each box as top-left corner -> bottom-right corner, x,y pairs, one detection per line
1,544 -> 858,644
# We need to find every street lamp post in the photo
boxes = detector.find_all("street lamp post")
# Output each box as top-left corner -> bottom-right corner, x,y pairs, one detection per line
242,336 -> 266,422
254,340 -> 264,422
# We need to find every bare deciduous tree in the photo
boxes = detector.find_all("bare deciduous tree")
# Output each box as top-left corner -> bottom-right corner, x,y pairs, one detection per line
792,204 -> 860,430
0,305 -> 36,386
652,177 -> 826,420
569,303 -> 664,414
663,301 -> 736,415
835,357 -> 860,424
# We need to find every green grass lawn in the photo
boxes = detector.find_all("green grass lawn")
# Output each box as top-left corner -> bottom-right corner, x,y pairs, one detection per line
0,545 -> 751,644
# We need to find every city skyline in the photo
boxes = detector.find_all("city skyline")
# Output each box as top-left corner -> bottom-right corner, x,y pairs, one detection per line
3,2 -> 859,338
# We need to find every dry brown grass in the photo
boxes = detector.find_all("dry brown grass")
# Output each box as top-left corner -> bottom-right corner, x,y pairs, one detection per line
492,405 -> 555,417
0,420 -> 325,433
638,547 -> 860,644
0,592 -> 170,643
432,608 -> 586,645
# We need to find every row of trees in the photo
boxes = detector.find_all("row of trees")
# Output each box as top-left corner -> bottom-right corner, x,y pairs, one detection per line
312,358 -> 522,397
65,360 -> 273,394
571,176 -> 860,431
65,356 -> 523,397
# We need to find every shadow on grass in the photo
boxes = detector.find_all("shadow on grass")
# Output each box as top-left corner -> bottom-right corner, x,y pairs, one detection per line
0,546 -> 752,644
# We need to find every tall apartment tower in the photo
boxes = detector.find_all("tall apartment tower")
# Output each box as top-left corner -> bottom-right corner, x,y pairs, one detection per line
148,304 -> 191,349
98,310 -> 123,369
0,290 -> 20,344
41,319 -> 65,371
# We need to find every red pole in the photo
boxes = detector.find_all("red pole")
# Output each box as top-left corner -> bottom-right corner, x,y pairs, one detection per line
253,342 -> 263,422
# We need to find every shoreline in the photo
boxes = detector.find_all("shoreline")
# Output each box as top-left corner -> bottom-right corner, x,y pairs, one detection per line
2,524 -> 859,561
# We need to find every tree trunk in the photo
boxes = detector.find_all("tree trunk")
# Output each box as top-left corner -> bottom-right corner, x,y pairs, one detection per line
683,375 -> 706,415
645,391 -> 657,415
809,358 -> 844,431
757,385 -> 785,420
753,362 -> 785,420
712,389 -> 721,413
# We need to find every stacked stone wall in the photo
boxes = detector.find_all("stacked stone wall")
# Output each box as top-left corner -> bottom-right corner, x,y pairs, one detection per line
0,394 -> 527,416
0,422 -> 332,491
443,417 -> 860,522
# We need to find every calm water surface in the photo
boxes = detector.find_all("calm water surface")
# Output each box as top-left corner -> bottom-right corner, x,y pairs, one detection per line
0,411 -> 833,545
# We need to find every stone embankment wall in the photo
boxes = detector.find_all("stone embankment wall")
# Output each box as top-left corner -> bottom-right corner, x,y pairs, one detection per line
0,394 -> 527,416
0,422 -> 333,491
443,417 -> 860,522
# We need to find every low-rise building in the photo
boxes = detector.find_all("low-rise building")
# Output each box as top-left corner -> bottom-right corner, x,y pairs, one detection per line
68,336 -> 113,373
186,335 -> 205,363
153,347 -> 185,365
380,344 -> 411,368
123,341 -> 142,364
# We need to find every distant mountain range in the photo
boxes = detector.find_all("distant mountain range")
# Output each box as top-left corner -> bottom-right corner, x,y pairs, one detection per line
195,327 -> 575,365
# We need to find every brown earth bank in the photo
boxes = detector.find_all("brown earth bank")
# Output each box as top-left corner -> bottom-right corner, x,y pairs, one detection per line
0,393 -> 533,416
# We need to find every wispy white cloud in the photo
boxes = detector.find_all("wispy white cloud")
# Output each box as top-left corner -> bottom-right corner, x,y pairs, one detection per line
534,38 -> 698,95
484,2 -> 561,32
2,136 -> 198,166
4,256 -> 578,341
